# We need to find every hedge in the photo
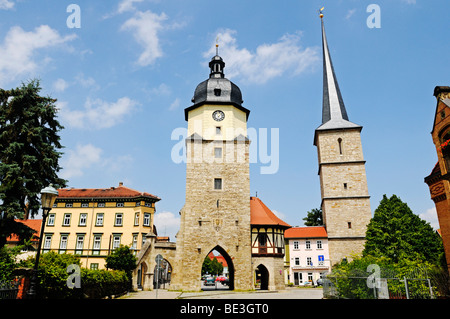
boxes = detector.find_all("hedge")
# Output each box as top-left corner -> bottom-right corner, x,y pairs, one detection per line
20,252 -> 130,299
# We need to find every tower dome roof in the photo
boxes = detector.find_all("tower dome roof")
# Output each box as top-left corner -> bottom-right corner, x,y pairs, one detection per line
191,55 -> 243,107
185,54 -> 250,121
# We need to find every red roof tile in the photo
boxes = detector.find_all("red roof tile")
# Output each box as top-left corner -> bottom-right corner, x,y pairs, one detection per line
285,226 -> 327,239
250,197 -> 291,228
57,184 -> 160,201
7,219 -> 42,242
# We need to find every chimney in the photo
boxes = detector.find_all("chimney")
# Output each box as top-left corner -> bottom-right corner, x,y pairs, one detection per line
119,182 -> 123,187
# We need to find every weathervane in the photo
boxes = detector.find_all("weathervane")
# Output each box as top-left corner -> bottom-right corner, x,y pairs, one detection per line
216,36 -> 219,55
318,6 -> 325,19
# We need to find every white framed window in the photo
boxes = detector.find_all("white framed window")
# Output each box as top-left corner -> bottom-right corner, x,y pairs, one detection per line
59,235 -> 68,253
65,203 -> 73,208
216,127 -> 221,135
307,257 -> 312,266
47,213 -> 55,226
43,235 -> 52,252
308,273 -> 313,282
81,203 -> 89,208
93,235 -> 101,255
112,235 -> 121,250
75,235 -> 84,254
294,257 -> 300,266
132,234 -> 138,250
293,241 -> 299,250
98,203 -> 105,208
116,202 -> 124,207
63,214 -> 71,226
305,240 -> 311,250
95,213 -> 104,226
143,213 -> 150,226
115,213 -> 123,226
317,240 -> 322,249
134,212 -> 140,226
79,213 -> 87,226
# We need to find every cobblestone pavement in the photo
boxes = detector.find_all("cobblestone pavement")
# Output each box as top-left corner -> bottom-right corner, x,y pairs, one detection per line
122,287 -> 323,299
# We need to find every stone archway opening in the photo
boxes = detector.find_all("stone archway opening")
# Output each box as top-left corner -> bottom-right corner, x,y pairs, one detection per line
255,264 -> 269,290
153,258 -> 172,289
201,245 -> 234,291
137,262 -> 148,290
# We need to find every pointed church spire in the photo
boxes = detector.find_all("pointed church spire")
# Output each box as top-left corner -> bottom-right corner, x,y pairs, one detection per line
316,13 -> 361,133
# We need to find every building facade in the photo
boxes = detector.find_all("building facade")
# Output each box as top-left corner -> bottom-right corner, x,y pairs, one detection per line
170,52 -> 253,291
136,52 -> 291,292
284,226 -> 330,286
313,17 -> 372,266
425,86 -> 450,275
44,183 -> 160,269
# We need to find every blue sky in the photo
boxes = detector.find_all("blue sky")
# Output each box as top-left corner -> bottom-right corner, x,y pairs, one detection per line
1,0 -> 449,241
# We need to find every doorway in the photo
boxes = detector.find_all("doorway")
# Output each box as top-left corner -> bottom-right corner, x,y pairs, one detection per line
255,264 -> 269,290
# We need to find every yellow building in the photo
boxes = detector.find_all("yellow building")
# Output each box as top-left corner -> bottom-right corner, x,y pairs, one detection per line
43,182 -> 160,269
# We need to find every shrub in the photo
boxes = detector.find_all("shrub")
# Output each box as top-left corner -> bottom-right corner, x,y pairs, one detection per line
20,252 -> 129,299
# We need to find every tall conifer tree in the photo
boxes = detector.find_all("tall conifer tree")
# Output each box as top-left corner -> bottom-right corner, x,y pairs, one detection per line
0,80 -> 66,248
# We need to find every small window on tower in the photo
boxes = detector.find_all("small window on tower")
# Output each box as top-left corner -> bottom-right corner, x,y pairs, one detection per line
214,88 -> 221,96
348,222 -> 352,229
214,148 -> 222,158
338,138 -> 343,155
214,178 -> 222,190
216,127 -> 221,135
344,183 -> 348,190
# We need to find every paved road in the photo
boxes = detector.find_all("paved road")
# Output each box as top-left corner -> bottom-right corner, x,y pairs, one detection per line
122,287 -> 323,299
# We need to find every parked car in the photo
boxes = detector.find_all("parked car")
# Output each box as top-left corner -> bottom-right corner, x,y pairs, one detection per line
316,278 -> 323,286
215,276 -> 229,286
204,276 -> 215,286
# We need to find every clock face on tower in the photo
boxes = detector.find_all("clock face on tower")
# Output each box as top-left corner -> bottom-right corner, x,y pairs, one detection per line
212,110 -> 225,121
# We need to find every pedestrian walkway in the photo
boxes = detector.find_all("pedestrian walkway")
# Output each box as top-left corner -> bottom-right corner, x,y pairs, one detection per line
121,287 -> 323,299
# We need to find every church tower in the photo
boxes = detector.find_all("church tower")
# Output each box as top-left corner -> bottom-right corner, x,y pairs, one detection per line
314,15 -> 372,266
170,49 -> 253,291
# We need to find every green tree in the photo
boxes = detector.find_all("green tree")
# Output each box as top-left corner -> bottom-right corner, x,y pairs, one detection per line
105,245 -> 137,280
363,194 -> 444,265
202,256 -> 213,276
303,208 -> 323,226
211,257 -> 224,276
0,80 -> 66,248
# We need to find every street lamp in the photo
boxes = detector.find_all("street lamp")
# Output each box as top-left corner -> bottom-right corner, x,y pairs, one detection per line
27,184 -> 59,299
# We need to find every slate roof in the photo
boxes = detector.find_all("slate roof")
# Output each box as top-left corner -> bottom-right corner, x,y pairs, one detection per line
185,54 -> 250,121
315,18 -> 361,138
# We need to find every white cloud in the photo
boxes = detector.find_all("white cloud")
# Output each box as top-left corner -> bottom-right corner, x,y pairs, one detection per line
419,207 -> 439,230
169,98 -> 180,111
117,0 -> 144,13
60,144 -> 134,181
0,0 -> 14,10
53,78 -> 68,92
402,0 -> 416,4
60,96 -> 138,130
0,25 -> 76,85
154,211 -> 180,241
60,144 -> 103,179
272,210 -> 287,221
204,29 -> 319,84
346,9 -> 356,20
121,10 -> 168,66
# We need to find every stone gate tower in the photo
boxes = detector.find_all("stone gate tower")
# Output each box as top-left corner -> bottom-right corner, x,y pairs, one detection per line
170,50 -> 253,291
314,17 -> 372,266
